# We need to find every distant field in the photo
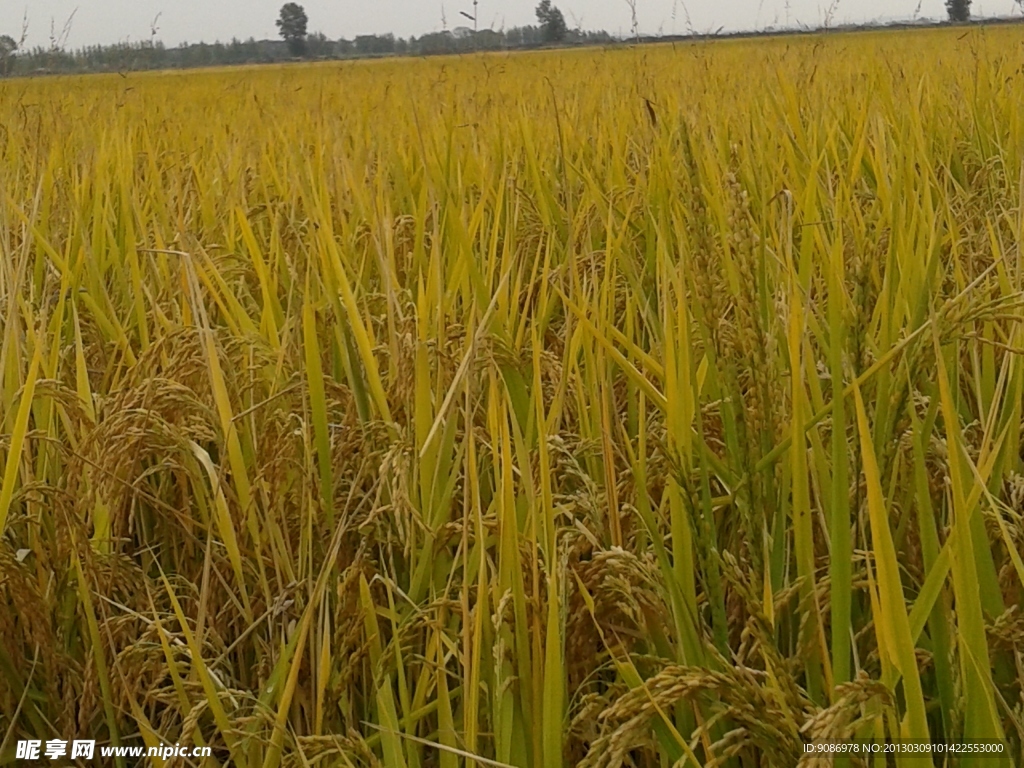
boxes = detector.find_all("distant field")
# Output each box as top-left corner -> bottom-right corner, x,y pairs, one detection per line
2,25 -> 1023,767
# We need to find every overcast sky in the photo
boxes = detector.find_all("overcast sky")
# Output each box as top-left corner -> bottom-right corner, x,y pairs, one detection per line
1,1 -> 1020,49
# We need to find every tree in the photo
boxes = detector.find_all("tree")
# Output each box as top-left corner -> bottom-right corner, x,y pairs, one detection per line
306,31 -> 333,58
0,34 -> 17,76
535,1 -> 568,43
354,34 -> 396,56
946,0 -> 971,22
276,3 -> 309,56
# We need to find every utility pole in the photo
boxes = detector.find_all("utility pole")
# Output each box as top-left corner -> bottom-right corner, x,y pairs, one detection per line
459,0 -> 479,32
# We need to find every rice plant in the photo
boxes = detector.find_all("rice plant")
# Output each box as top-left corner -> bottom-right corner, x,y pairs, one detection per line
1,25 -> 1024,767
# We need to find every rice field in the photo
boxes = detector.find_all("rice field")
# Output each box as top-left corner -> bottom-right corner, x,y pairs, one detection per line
1,24 -> 1024,767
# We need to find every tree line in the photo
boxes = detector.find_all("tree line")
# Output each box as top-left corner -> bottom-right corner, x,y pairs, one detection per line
0,2 -> 608,76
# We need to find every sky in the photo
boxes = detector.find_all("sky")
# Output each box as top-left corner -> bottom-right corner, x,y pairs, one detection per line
0,0 -> 1020,50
